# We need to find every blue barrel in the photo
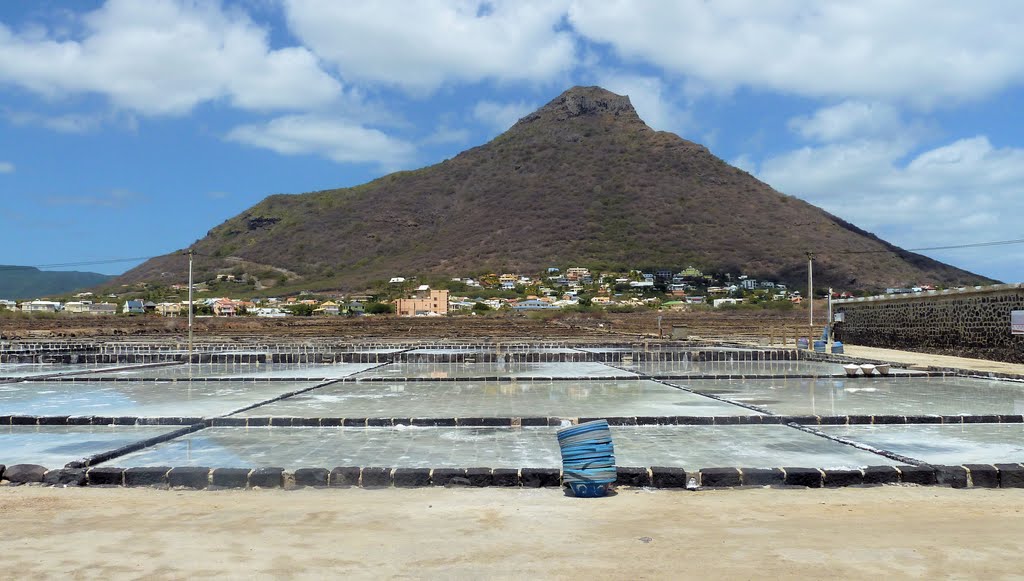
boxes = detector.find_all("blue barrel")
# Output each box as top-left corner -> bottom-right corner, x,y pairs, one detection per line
831,341 -> 844,354
797,337 -> 809,349
813,340 -> 826,352
557,419 -> 616,497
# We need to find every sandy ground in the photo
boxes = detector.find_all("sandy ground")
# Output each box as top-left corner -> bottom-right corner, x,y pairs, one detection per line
842,345 -> 1024,376
2,485 -> 1023,579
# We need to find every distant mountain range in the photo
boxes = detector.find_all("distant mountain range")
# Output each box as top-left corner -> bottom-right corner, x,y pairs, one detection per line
113,86 -> 993,292
0,266 -> 112,300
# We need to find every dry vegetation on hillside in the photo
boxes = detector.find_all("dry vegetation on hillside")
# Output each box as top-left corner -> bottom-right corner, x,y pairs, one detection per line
112,87 -> 990,294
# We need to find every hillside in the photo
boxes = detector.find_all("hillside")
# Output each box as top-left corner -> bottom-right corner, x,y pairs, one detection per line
0,266 -> 112,300
113,86 -> 993,292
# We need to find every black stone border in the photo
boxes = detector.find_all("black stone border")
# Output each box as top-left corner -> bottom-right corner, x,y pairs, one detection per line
65,423 -> 207,469
9,463 -> 1024,490
187,414 -> 1024,428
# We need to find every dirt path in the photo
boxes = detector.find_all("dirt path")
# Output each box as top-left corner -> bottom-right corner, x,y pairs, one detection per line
842,345 -> 1024,376
2,485 -> 1022,578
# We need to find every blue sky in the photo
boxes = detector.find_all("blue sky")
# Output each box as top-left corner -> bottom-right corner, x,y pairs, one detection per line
1,1 -> 1023,283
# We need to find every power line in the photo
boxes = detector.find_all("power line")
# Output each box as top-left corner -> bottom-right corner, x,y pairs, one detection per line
0,256 -> 158,271
904,238 -> 1024,252
823,237 -> 1024,256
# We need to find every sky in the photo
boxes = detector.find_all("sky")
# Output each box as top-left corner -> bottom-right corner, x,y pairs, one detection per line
1,0 -> 1023,283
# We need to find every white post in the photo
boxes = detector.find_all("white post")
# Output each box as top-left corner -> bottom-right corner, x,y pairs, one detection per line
807,252 -> 814,328
187,250 -> 193,364
827,287 -> 833,343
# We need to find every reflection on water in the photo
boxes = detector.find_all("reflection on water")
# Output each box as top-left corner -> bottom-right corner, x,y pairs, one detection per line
241,380 -> 760,419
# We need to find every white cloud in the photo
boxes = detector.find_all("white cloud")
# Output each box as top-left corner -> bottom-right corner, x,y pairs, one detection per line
472,100 -> 536,133
46,189 -> 144,208
788,101 -> 904,142
752,135 -> 1024,280
593,73 -> 690,134
283,0 -> 575,92
0,0 -> 342,115
757,139 -> 914,198
569,1 -> 1024,105
226,115 -> 417,167
3,108 -> 138,133
421,125 -> 472,146
0,161 -> 14,173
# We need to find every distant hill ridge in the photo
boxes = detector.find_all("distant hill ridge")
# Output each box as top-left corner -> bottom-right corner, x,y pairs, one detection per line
0,266 -> 111,300
113,86 -> 992,291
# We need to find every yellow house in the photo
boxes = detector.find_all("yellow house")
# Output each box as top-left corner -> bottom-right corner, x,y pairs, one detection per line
314,301 -> 340,315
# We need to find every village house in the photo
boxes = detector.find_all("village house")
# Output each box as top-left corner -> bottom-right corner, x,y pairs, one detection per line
512,299 -> 559,311
680,266 -> 703,278
253,307 -> 287,317
122,299 -> 145,315
156,302 -> 183,317
213,299 -> 237,317
448,298 -> 475,312
63,301 -> 92,314
713,298 -> 744,308
565,267 -> 590,281
89,302 -> 117,315
21,300 -> 62,312
395,285 -> 449,317
63,301 -> 114,315
314,301 -> 340,316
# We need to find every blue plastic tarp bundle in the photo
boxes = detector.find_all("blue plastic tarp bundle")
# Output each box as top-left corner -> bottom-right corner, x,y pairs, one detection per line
557,420 -> 617,493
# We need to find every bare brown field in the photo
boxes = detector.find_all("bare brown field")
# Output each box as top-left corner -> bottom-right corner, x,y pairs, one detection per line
0,305 -> 824,344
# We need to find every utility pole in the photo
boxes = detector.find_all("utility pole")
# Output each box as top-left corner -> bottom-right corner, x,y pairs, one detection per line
827,286 -> 833,342
186,249 -> 194,364
806,252 -> 814,328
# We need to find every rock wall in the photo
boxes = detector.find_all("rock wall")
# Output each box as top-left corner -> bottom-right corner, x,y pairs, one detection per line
834,284 -> 1024,363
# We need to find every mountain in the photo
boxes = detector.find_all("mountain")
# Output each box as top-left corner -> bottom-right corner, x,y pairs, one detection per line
113,86 -> 993,292
0,266 -> 112,300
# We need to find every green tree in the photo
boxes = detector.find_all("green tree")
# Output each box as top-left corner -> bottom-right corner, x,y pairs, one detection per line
285,304 -> 315,316
365,302 -> 394,315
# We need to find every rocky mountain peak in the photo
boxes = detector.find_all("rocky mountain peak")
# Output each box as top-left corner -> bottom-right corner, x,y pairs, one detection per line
509,86 -> 644,131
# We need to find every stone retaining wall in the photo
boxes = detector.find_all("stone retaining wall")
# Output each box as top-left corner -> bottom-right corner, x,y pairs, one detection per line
2,342 -> 797,364
835,284 -> 1024,363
